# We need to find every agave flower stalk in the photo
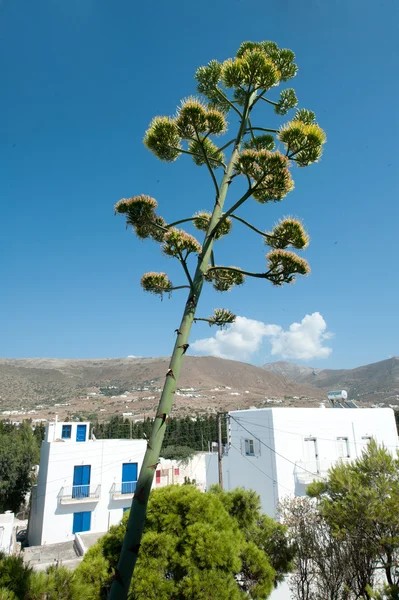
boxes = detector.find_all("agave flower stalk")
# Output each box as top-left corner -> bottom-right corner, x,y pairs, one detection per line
109,40 -> 326,600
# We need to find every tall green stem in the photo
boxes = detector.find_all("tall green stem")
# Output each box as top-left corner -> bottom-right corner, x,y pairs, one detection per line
108,90 -> 257,600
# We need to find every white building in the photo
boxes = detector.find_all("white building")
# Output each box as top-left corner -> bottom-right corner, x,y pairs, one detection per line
28,420 -> 208,547
28,420 -> 147,546
0,512 -> 15,555
156,454 -> 207,492
207,407 -> 399,517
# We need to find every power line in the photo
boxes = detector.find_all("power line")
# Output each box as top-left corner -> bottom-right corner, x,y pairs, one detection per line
232,416 -> 399,451
229,415 -> 328,482
229,444 -> 293,494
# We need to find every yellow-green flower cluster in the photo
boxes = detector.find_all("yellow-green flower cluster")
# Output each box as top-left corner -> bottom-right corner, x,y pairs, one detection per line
114,195 -> 166,242
278,111 -> 326,167
237,150 -> 294,203
192,211 -> 232,239
143,117 -> 181,162
144,98 -> 226,167
266,218 -> 309,249
162,228 -> 201,258
204,266 -> 245,292
222,50 -> 280,91
140,272 -> 173,297
243,134 -> 275,152
266,249 -> 310,285
275,88 -> 298,116
208,308 -> 236,328
236,41 -> 298,81
189,138 -> 225,169
176,98 -> 227,137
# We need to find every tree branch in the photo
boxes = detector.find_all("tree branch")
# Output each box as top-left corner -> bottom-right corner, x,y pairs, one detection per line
207,265 -> 272,279
211,173 -> 268,236
153,285 -> 191,293
219,138 -> 236,152
193,317 -> 233,326
168,146 -> 225,168
247,117 -> 256,143
214,87 -> 243,118
245,126 -> 279,134
195,128 -> 220,196
230,214 -> 269,239
178,251 -> 194,290
259,96 -> 278,107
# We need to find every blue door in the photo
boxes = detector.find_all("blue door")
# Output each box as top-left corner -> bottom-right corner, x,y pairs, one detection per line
72,465 -> 91,498
76,425 -> 87,442
72,511 -> 91,534
122,463 -> 138,494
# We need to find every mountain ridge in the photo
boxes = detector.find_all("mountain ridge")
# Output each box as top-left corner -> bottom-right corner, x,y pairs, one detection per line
263,357 -> 399,404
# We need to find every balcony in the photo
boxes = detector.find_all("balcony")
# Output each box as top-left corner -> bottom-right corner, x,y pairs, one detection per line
294,458 -> 352,485
110,481 -> 137,500
58,485 -> 101,505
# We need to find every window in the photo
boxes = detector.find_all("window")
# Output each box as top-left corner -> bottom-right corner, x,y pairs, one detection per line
336,437 -> 350,458
121,463 -> 138,494
245,439 -> 255,457
156,470 -> 161,484
61,425 -> 72,439
72,465 -> 91,498
76,424 -> 87,442
72,511 -> 91,534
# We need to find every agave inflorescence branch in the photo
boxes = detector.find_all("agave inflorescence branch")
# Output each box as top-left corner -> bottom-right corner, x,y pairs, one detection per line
110,39 -> 326,600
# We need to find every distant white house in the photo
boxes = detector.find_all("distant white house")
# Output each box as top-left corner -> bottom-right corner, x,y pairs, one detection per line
28,419 -> 207,547
0,511 -> 15,555
206,406 -> 399,517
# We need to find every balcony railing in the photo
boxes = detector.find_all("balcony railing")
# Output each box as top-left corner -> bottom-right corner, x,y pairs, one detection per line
58,485 -> 101,504
294,458 -> 352,485
110,481 -> 137,499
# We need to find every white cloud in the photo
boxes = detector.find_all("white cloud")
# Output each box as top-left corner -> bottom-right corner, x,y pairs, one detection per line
190,312 -> 333,362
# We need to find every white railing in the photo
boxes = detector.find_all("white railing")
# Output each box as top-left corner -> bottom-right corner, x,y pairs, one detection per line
295,458 -> 352,484
58,484 -> 101,504
110,481 -> 137,498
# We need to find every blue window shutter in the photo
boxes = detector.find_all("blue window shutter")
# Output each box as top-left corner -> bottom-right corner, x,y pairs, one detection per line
62,425 -> 71,439
73,465 -> 91,498
73,466 -> 83,486
122,463 -> 138,494
81,511 -> 91,532
76,425 -> 87,442
73,512 -> 91,534
72,512 -> 82,534
81,465 -> 91,486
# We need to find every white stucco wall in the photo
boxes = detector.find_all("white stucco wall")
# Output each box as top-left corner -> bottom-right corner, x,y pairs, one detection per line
29,421 -> 210,547
157,453 -> 208,491
45,420 -> 90,442
0,512 -> 14,555
29,427 -> 146,546
220,407 -> 398,517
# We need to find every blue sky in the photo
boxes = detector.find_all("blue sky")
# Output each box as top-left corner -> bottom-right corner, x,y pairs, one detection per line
1,0 -> 398,369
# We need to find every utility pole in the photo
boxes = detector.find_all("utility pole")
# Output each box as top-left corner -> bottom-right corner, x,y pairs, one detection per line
217,412 -> 224,490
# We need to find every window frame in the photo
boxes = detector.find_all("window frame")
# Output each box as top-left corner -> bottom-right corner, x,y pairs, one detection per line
61,424 -> 72,439
336,436 -> 350,458
244,438 -> 255,457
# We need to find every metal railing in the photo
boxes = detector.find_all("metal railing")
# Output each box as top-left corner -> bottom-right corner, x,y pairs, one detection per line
58,485 -> 101,503
294,458 -> 352,484
110,481 -> 137,498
